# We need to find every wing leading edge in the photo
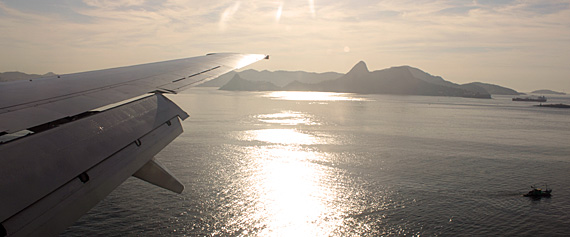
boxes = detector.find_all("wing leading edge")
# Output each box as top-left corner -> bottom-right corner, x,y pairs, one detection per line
0,53 -> 268,236
0,53 -> 268,134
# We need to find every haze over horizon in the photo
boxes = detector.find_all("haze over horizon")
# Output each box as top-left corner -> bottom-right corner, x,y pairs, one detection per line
1,0 -> 569,92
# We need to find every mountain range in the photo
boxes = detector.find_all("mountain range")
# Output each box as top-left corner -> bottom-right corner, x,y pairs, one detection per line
0,63 -> 530,98
531,89 -> 566,95
217,61 -> 524,98
0,71 -> 56,82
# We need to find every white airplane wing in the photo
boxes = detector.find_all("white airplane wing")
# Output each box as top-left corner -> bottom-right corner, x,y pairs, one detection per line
0,53 -> 268,236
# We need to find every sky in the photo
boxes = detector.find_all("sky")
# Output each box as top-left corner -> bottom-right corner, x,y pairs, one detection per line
0,0 -> 569,92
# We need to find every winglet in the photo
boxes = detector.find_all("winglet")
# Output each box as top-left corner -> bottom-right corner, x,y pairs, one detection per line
133,158 -> 184,193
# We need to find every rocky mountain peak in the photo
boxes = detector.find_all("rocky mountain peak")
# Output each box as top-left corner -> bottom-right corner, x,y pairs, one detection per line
347,61 -> 369,75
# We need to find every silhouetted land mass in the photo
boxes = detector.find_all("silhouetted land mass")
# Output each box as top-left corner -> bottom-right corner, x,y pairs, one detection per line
0,71 -> 55,82
2,65 -> 524,99
535,104 -> 570,108
219,74 -> 280,91
467,82 -> 522,95
531,89 -> 566,95
221,61 -> 499,99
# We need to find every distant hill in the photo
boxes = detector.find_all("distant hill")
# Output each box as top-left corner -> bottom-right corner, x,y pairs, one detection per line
466,82 -> 522,95
199,71 -> 238,87
221,61 -> 493,99
280,62 -> 490,98
531,89 -> 566,95
3,66 -> 521,100
200,69 -> 342,87
407,66 -> 491,96
0,71 -> 56,82
219,74 -> 280,91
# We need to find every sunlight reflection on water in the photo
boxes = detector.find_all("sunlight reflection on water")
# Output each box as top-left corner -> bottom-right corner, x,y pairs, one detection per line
262,91 -> 371,101
219,101 -> 383,235
234,142 -> 345,236
227,106 -> 348,236
237,129 -> 321,145
256,111 -> 320,125
256,146 -> 340,236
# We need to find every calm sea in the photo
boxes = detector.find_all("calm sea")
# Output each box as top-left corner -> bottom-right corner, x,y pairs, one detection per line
64,88 -> 570,236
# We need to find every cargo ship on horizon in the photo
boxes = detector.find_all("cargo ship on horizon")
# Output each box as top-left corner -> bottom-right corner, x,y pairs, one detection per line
512,96 -> 547,102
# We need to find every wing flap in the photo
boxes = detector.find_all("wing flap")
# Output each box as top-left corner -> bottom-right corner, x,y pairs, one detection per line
0,94 -> 187,223
3,116 -> 185,236
133,158 -> 184,194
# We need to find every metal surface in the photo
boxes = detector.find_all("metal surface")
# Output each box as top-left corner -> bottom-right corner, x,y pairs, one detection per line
0,52 -> 268,236
0,93 -> 186,225
133,158 -> 185,194
0,53 -> 267,134
5,117 -> 184,236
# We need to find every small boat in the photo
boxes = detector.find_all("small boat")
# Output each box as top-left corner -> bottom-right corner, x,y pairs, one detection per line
512,96 -> 547,102
523,185 -> 552,197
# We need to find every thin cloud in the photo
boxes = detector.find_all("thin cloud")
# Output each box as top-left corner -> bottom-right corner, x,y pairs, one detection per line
219,1 -> 241,32
308,0 -> 316,18
82,0 -> 146,9
276,2 -> 283,22
0,0 -> 569,91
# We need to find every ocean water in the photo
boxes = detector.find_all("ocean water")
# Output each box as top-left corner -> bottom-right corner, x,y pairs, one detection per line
64,88 -> 570,236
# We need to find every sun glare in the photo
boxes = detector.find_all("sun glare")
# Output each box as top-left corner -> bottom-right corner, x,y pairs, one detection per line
257,146 -> 333,236
234,141 -> 343,236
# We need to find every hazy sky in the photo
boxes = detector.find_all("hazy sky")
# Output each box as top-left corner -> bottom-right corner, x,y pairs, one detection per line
1,0 -> 569,92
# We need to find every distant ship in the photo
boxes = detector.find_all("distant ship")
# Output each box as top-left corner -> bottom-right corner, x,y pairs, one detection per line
512,96 -> 547,102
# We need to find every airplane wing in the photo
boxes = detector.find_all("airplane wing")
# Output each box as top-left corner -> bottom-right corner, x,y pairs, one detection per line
0,53 -> 268,236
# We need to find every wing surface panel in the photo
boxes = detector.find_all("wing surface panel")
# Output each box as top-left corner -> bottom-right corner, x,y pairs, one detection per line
0,94 -> 187,223
4,115 -> 185,236
0,53 -> 267,133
